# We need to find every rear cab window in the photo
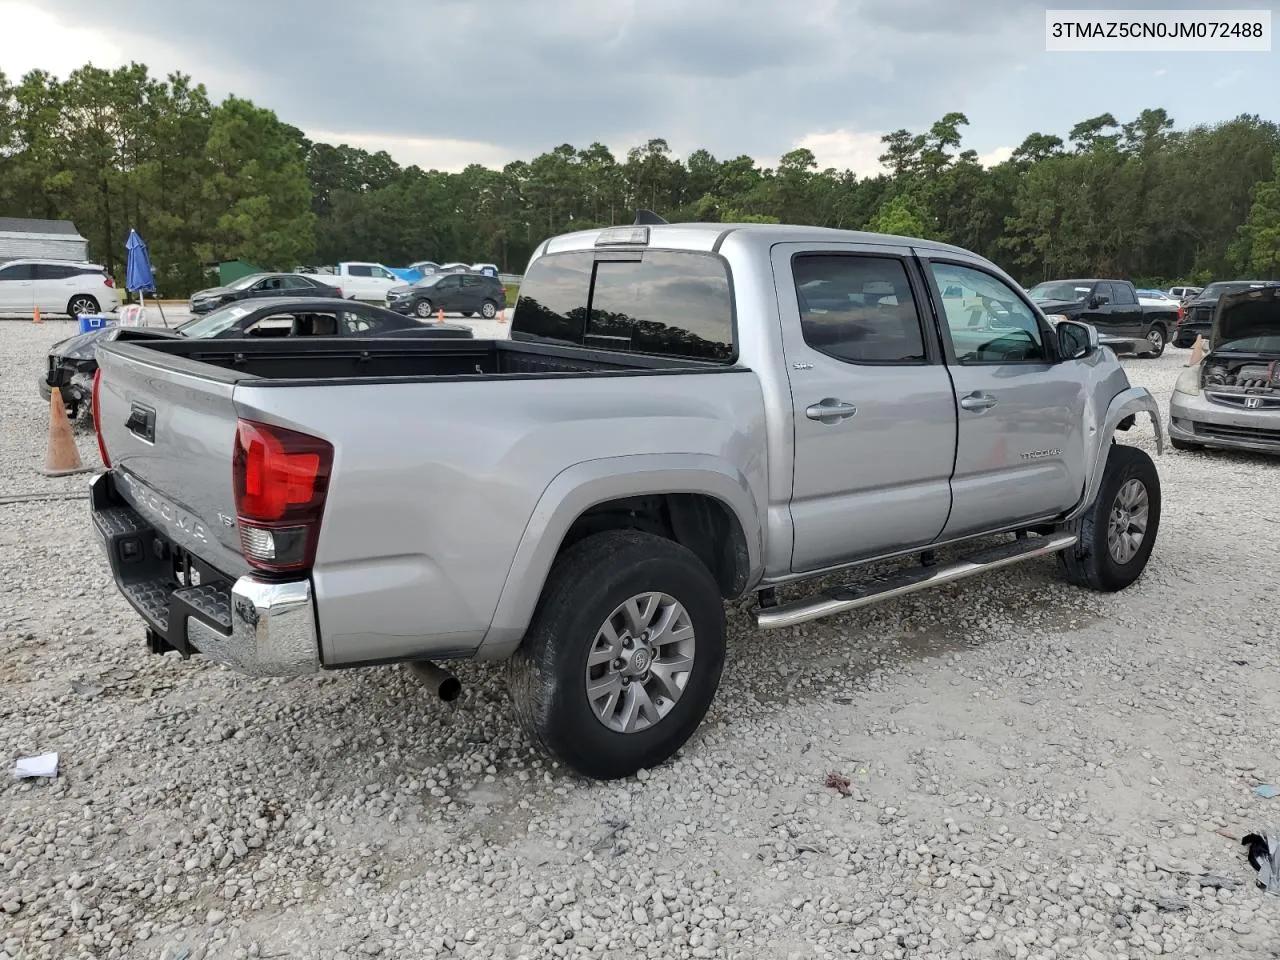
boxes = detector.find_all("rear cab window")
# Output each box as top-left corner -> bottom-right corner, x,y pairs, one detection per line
512,249 -> 735,362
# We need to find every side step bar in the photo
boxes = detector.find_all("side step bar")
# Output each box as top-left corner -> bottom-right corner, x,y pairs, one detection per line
756,532 -> 1078,630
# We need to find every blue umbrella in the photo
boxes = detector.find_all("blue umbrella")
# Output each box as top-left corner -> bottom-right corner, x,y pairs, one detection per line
125,228 -> 166,327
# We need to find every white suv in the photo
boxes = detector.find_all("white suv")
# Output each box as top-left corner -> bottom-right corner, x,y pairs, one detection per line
0,258 -> 120,317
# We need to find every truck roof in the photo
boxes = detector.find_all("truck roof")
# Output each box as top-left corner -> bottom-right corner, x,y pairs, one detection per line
537,222 -> 980,259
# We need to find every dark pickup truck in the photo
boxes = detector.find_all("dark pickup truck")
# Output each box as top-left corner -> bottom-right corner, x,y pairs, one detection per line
1027,279 -> 1177,357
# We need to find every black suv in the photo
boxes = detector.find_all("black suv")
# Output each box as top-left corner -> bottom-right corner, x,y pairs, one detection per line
386,273 -> 507,319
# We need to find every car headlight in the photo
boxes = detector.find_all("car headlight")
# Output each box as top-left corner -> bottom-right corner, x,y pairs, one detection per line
1174,366 -> 1202,397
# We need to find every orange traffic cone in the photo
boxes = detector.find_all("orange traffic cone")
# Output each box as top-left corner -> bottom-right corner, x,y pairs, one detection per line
436,307 -> 444,325
497,307 -> 507,325
32,305 -> 42,324
1186,335 -> 1205,367
38,387 -> 92,477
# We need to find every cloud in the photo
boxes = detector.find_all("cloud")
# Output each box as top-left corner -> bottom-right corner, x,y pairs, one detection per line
304,130 -> 519,173
977,146 -> 1015,167
9,0 -> 1279,176
793,130 -> 888,178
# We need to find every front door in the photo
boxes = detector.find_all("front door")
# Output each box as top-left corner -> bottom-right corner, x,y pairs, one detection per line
774,243 -> 958,573
0,262 -> 34,314
434,275 -> 462,312
919,256 -> 1088,539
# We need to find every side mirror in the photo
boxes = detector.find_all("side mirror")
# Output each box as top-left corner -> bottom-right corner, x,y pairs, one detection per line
1057,319 -> 1098,360
1086,296 -> 1100,309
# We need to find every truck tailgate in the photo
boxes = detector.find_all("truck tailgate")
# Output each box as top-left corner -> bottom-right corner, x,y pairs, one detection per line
95,343 -> 250,578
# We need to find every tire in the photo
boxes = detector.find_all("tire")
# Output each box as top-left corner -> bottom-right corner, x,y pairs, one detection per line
462,311 -> 475,318
1058,443 -> 1160,592
1170,436 -> 1201,451
414,299 -> 433,319
1144,325 -> 1166,358
509,530 -> 726,781
480,300 -> 497,319
67,295 -> 99,317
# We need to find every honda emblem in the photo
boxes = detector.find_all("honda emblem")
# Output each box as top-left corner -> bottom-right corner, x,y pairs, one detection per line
1245,397 -> 1261,409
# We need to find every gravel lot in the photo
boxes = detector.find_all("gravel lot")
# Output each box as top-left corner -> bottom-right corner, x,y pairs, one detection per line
3,320 -> 1279,960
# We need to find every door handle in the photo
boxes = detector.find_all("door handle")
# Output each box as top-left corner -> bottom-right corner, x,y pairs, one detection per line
805,398 -> 857,423
959,392 -> 998,411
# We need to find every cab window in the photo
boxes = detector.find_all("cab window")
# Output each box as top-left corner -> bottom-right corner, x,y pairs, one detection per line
929,262 -> 1047,363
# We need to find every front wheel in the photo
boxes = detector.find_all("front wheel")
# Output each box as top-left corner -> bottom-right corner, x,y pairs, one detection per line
509,530 -> 726,781
1144,325 -> 1166,358
1058,443 -> 1160,592
414,299 -> 433,319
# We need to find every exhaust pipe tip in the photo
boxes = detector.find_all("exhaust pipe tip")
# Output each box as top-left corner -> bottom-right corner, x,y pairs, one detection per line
406,660 -> 461,702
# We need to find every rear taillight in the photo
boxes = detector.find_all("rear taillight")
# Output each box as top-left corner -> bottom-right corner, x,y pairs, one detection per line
1177,305 -> 1185,324
103,276 -> 115,288
91,368 -> 110,467
335,286 -> 342,298
232,419 -> 333,574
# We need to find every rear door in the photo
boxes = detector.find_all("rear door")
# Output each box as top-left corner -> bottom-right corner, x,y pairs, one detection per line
1108,282 -> 1144,336
33,262 -> 76,313
0,262 -> 34,313
95,343 -> 251,577
918,255 -> 1087,538
459,275 -> 484,311
774,242 -> 958,572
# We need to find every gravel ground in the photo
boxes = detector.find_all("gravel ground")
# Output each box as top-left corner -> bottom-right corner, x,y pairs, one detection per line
2,321 -> 1279,960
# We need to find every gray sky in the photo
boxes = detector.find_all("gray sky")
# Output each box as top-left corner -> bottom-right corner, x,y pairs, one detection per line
3,0 -> 1277,174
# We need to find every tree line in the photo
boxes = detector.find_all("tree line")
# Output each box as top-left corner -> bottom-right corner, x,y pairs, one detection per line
2,62 -> 1279,297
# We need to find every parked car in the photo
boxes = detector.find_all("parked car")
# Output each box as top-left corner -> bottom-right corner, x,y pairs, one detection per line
0,258 -> 119,317
41,296 -> 472,417
90,219 -> 1164,781
1027,278 -> 1178,356
1169,285 -> 1280,453
1168,285 -> 1203,302
386,272 -> 507,319
1135,288 -> 1177,307
295,262 -> 403,302
188,272 -> 342,315
1173,280 -> 1280,347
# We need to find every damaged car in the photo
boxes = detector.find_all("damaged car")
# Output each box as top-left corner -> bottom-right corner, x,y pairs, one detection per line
1169,285 -> 1280,454
40,296 -> 474,419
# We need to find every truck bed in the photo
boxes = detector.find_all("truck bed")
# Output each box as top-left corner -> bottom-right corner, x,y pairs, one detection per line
105,336 -> 738,385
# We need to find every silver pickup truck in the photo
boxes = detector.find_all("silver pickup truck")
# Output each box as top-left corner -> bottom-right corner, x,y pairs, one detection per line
90,221 -> 1165,780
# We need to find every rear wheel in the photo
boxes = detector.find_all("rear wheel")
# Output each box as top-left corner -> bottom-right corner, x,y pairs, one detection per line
1144,325 -> 1167,357
414,299 -> 433,319
68,295 -> 99,317
462,311 -> 475,318
1058,443 -> 1160,592
480,300 -> 498,319
509,530 -> 726,780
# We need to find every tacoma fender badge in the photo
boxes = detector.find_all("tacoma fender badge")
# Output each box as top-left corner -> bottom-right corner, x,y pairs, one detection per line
1020,449 -> 1061,461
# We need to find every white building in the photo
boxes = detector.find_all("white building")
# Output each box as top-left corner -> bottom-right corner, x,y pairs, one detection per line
0,217 -> 90,262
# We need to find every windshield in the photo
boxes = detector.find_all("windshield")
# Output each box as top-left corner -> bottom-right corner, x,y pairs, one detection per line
1215,335 -> 1280,353
174,303 -> 253,338
1201,282 -> 1272,300
1028,282 -> 1091,303
227,273 -> 266,291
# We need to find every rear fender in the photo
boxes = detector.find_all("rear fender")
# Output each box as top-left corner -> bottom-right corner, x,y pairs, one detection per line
1065,386 -> 1163,522
475,454 -> 764,660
